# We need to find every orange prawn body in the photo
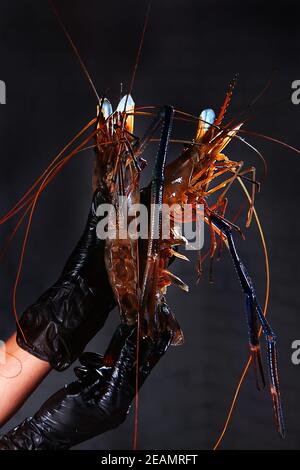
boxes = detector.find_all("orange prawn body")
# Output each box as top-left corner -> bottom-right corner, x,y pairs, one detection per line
94,96 -> 141,325
151,108 -> 246,316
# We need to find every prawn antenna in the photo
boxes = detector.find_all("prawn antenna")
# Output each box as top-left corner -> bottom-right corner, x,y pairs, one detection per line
48,0 -> 101,104
126,0 -> 152,109
248,69 -> 277,108
226,70 -> 277,128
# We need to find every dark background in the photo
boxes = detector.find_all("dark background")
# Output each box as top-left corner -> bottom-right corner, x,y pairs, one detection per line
0,0 -> 300,450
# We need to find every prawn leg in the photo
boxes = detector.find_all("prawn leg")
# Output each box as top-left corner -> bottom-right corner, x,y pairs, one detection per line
122,109 -> 168,172
210,213 -> 285,438
140,105 -> 174,337
245,294 -> 266,391
136,109 -> 166,155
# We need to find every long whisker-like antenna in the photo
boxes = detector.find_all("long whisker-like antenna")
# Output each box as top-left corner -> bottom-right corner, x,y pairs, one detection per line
129,0 -> 152,97
121,2 -> 152,451
225,71 -> 277,129
49,0 -> 101,104
249,70 -> 277,108
240,129 -> 300,156
124,0 -> 152,114
235,135 -> 268,179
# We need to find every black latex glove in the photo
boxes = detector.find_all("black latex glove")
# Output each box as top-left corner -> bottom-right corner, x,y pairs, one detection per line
16,189 -> 116,371
0,324 -> 171,450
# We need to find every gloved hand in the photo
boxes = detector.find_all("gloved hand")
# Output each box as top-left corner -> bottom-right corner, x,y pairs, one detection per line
0,324 -> 171,450
16,189 -> 116,371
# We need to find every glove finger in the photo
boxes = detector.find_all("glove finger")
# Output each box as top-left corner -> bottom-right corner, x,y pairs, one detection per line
74,366 -> 90,381
103,324 -> 135,365
79,352 -> 104,368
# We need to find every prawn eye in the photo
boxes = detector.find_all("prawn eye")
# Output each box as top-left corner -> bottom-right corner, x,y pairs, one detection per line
97,97 -> 113,121
200,108 -> 215,132
196,108 -> 215,141
116,94 -> 135,133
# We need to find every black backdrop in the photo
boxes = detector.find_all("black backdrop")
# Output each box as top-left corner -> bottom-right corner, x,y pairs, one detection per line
0,0 -> 300,450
